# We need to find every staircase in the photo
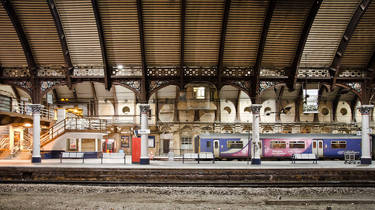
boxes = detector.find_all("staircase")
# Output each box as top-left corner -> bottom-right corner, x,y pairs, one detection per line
40,117 -> 108,147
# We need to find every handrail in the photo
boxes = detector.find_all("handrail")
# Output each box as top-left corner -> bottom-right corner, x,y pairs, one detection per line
0,100 -> 55,120
40,117 -> 108,146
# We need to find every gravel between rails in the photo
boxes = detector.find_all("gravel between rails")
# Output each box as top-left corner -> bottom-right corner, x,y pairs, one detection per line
1,184 -> 375,210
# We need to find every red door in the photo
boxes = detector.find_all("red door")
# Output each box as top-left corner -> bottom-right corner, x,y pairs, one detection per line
132,137 -> 141,164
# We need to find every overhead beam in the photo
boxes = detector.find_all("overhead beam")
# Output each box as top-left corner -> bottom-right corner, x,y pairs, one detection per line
1,0 -> 37,73
250,0 -> 276,103
90,82 -> 97,115
295,85 -> 303,122
179,0 -> 186,88
368,49 -> 375,81
52,88 -> 59,103
314,85 -> 326,122
217,0 -> 231,88
350,94 -> 359,122
331,0 -> 372,86
276,85 -> 285,122
136,0 -> 148,102
11,85 -> 20,103
91,0 -> 111,91
287,0 -> 323,90
47,0 -> 73,89
332,87 -> 343,122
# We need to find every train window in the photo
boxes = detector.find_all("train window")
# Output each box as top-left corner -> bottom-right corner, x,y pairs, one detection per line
227,141 -> 243,149
331,141 -> 346,149
206,141 -> 211,148
289,141 -> 305,149
270,141 -> 286,149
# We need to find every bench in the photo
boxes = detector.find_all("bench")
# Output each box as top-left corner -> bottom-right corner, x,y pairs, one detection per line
291,153 -> 318,164
60,152 -> 85,163
101,153 -> 126,164
182,152 -> 215,164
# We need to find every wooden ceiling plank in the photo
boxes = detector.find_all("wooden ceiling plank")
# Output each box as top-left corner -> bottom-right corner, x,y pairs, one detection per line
92,0 -> 111,90
47,0 -> 73,88
331,0 -> 372,86
287,0 -> 323,90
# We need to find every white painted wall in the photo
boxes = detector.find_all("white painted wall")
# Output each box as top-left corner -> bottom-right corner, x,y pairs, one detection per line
159,104 -> 174,122
220,99 -> 236,122
42,132 -> 105,150
260,99 -> 276,123
336,101 -> 352,123
238,92 -> 252,122
280,102 -> 295,123
318,102 -> 332,123
98,100 -> 114,115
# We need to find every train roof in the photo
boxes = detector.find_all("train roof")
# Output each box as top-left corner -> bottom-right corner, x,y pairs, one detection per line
198,133 -> 361,139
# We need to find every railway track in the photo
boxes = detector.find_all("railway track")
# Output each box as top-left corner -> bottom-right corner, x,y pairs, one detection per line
1,181 -> 375,188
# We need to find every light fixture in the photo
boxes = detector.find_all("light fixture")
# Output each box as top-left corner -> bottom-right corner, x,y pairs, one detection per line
24,123 -> 32,128
117,64 -> 124,70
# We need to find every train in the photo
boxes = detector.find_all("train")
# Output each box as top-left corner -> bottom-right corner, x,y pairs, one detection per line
196,133 -> 370,160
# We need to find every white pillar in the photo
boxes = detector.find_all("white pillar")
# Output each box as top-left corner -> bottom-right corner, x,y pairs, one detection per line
78,138 -> 82,152
9,126 -> 14,155
139,104 -> 150,164
251,104 -> 262,165
358,105 -> 374,164
30,104 -> 42,163
20,129 -> 24,150
56,108 -> 66,122
95,138 -> 98,152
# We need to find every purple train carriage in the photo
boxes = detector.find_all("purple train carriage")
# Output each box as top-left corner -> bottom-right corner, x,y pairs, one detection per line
197,133 -> 363,160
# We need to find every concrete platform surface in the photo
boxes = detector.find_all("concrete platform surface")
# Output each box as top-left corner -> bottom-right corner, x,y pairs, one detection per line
0,158 -> 374,169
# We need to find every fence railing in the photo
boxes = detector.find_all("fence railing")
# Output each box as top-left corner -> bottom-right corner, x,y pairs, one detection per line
0,99 -> 55,120
40,117 -> 108,146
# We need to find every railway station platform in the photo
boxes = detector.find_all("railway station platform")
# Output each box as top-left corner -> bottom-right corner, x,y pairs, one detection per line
0,159 -> 375,187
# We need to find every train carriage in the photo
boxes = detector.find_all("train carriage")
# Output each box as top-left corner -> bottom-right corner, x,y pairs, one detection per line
197,133 -> 362,160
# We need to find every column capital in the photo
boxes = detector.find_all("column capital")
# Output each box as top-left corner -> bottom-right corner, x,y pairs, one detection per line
139,104 -> 150,113
28,104 -> 43,114
251,104 -> 262,114
358,105 -> 374,115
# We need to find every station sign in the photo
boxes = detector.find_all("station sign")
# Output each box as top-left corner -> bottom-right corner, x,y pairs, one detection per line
138,129 -> 150,135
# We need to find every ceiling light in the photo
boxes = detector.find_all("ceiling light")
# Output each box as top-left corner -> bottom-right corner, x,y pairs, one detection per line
117,65 -> 124,70
24,123 -> 32,128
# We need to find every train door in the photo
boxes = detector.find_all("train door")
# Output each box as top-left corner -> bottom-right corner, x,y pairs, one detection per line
312,139 -> 323,158
213,139 -> 220,158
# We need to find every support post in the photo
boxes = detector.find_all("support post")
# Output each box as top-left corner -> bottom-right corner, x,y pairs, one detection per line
358,105 -> 374,164
251,104 -> 262,165
9,125 -> 14,155
139,104 -> 150,164
78,138 -> 82,152
30,104 -> 42,163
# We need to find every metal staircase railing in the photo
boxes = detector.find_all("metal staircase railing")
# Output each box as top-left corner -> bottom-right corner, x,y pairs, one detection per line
40,117 -> 108,147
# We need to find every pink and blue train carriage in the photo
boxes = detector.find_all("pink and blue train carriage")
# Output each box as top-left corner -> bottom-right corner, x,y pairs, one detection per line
197,134 -> 363,160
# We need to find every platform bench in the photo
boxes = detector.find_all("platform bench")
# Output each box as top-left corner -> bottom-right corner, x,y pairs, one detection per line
101,153 -> 126,164
60,152 -> 85,163
182,152 -> 215,164
291,153 -> 318,164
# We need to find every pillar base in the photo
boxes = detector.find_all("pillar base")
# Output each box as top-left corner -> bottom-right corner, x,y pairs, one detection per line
140,158 -> 150,165
31,157 -> 41,163
361,158 -> 372,165
251,158 -> 261,165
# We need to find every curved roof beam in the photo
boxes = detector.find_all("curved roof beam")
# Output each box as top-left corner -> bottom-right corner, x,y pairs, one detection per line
217,0 -> 231,88
47,0 -> 73,88
1,0 -> 36,74
369,49 -> 375,81
331,0 -> 372,86
91,0 -> 111,91
179,0 -> 186,87
287,0 -> 323,90
137,0 -> 148,102
250,0 -> 276,103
